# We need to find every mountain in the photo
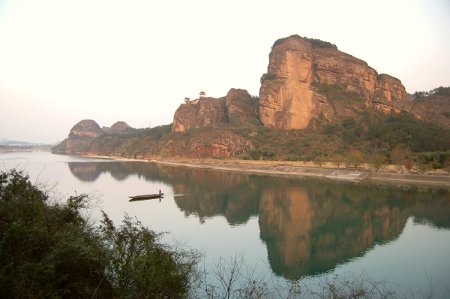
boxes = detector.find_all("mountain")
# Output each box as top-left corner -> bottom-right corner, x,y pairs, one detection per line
0,138 -> 46,146
52,35 -> 450,169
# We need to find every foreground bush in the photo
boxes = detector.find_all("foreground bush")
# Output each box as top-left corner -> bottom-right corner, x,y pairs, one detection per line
0,169 -> 199,298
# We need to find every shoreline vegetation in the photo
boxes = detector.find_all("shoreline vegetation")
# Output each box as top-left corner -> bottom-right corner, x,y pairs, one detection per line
84,154 -> 450,188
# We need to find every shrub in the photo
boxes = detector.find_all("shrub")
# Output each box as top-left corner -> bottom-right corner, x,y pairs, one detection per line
260,73 -> 277,83
0,170 -> 200,298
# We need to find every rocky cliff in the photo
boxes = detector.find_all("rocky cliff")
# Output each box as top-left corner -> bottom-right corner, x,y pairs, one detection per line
53,119 -> 105,154
68,119 -> 104,139
172,97 -> 227,132
372,74 -> 409,112
259,35 -> 409,129
172,89 -> 257,132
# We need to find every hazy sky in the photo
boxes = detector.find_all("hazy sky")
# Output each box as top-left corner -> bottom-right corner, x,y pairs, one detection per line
0,0 -> 449,143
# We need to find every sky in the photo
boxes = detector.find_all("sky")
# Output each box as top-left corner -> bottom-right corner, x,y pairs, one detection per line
0,0 -> 449,144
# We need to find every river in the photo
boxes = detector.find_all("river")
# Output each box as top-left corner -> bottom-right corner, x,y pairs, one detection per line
1,151 -> 450,297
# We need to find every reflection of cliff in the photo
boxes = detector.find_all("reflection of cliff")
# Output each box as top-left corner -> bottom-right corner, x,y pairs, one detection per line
68,162 -> 102,182
258,179 -> 450,280
67,161 -> 260,224
259,187 -> 313,278
168,168 -> 260,225
67,160 -> 450,279
68,162 -> 137,182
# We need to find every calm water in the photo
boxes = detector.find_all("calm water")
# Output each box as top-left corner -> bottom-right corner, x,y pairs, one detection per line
2,151 -> 450,297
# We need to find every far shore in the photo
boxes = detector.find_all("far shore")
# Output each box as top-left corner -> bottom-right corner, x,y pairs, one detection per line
84,154 -> 450,188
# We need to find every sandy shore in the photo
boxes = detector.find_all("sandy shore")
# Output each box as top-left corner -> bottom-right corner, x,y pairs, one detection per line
85,154 -> 450,188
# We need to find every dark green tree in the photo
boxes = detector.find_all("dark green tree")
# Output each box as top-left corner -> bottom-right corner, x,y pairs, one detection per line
0,170 -> 200,298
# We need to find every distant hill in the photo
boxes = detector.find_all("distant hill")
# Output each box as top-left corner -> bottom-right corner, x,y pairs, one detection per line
0,138 -> 47,146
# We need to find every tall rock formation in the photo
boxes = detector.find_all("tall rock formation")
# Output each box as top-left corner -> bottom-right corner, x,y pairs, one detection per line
259,37 -> 315,129
53,119 -> 105,154
372,74 -> 409,112
225,88 -> 258,122
172,97 -> 227,132
259,35 -> 409,129
172,89 -> 257,132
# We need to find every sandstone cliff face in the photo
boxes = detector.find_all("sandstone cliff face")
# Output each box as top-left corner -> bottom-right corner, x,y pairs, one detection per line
172,89 -> 257,132
313,48 -> 377,104
259,35 -> 409,129
259,37 -> 315,129
172,97 -> 227,132
372,74 -> 409,112
225,88 -> 258,122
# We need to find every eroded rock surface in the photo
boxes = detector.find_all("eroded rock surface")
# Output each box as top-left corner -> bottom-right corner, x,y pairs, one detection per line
172,89 -> 257,132
259,35 -> 409,129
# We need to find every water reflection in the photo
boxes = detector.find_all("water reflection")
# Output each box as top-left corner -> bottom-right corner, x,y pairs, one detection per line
67,161 -> 450,279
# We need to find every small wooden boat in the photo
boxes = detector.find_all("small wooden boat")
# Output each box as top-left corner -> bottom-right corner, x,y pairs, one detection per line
129,193 -> 164,201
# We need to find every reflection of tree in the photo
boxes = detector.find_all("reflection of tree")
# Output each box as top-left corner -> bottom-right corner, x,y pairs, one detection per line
66,160 -> 450,279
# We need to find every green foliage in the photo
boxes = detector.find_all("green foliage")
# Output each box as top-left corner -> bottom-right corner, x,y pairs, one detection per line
434,86 -> 450,96
413,91 -> 427,99
228,112 -> 242,126
0,170 -> 199,298
272,35 -> 297,48
134,123 -> 173,140
346,150 -> 364,170
370,152 -> 388,172
363,112 -> 450,152
416,151 -> 450,170
0,170 -> 111,298
413,86 -> 450,99
100,213 -> 200,298
260,73 -> 277,83
313,83 -> 363,115
247,149 -> 275,160
341,117 -> 356,128
272,34 -> 337,50
251,95 -> 259,106
304,37 -> 338,49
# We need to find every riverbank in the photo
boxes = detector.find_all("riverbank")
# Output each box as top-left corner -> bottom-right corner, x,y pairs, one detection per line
84,154 -> 450,188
